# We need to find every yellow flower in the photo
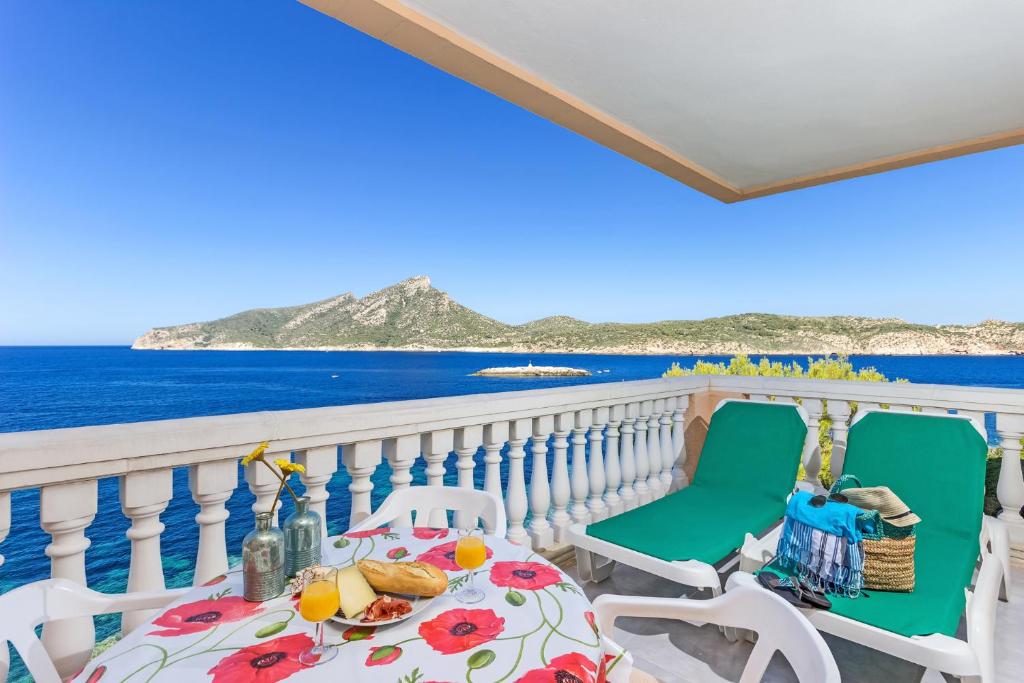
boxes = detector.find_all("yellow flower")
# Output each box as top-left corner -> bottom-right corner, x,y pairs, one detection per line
275,458 -> 305,475
241,441 -> 270,466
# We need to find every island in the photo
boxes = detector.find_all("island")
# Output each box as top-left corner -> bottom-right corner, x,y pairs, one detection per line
473,362 -> 591,377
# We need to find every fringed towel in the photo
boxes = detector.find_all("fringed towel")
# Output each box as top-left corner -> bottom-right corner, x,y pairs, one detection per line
775,491 -> 870,596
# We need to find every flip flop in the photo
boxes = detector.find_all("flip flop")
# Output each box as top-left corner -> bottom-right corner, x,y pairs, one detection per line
755,572 -> 806,608
796,578 -> 832,610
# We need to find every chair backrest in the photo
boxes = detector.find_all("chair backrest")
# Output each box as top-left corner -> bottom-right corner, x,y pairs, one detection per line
692,399 -> 809,499
594,572 -> 840,683
347,487 -> 508,537
845,410 -> 988,540
0,579 -> 184,683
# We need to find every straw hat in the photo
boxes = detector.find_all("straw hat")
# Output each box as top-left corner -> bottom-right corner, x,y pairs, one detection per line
843,486 -> 921,527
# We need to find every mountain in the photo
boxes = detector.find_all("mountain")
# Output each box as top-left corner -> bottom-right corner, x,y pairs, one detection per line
132,276 -> 1024,355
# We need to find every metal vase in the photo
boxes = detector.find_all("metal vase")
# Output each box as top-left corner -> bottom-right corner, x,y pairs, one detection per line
242,511 -> 285,602
283,496 -> 322,577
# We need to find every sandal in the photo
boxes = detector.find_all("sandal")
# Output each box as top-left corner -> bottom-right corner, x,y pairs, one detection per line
796,578 -> 832,610
755,572 -> 806,608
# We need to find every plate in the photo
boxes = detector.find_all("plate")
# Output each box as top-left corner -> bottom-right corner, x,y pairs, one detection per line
329,593 -> 437,627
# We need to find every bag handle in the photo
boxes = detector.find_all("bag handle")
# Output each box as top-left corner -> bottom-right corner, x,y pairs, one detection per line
830,473 -> 862,495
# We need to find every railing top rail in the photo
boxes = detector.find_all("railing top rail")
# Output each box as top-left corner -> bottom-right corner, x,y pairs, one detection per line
709,375 -> 1024,413
0,376 -> 707,490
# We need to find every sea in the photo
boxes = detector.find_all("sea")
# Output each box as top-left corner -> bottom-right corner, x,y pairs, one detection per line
1,346 -> 1023,674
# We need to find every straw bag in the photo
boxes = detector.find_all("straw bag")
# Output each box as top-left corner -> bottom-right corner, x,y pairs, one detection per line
831,475 -> 918,592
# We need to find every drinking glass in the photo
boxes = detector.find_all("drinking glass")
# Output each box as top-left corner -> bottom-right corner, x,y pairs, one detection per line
454,527 -> 487,603
298,571 -> 340,666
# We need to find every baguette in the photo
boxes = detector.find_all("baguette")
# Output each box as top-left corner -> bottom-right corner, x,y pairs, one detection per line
356,560 -> 448,597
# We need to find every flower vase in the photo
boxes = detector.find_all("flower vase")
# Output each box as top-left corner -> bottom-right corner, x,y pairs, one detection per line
242,511 -> 285,601
283,496 -> 322,577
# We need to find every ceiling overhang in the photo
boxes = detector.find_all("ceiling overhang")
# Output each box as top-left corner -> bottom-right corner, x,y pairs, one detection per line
301,0 -> 1024,202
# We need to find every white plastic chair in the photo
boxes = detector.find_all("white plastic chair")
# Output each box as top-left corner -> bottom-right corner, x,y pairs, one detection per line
347,486 -> 507,538
0,578 -> 188,683
593,572 -> 841,683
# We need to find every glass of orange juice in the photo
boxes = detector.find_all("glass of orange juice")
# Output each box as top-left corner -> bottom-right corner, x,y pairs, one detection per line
298,570 -> 341,665
454,527 -> 487,603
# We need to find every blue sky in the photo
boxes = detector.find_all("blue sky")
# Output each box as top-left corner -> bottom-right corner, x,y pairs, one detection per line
2,2 -> 1022,345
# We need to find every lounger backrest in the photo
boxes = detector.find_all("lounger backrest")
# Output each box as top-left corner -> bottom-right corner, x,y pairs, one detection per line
692,400 -> 808,499
843,411 -> 988,540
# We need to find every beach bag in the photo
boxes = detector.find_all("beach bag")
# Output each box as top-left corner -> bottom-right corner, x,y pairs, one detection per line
832,475 -> 918,592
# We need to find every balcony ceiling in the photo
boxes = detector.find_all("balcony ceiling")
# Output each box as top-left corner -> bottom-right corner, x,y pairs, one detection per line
302,0 -> 1024,202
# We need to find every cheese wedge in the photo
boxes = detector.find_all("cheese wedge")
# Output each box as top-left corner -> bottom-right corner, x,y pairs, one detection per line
335,565 -> 377,619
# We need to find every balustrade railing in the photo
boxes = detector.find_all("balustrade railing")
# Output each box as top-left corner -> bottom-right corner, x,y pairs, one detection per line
1,374 -> 1024,679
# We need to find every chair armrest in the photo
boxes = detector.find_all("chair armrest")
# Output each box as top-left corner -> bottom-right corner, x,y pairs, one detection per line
591,593 -> 716,636
98,587 -> 191,615
980,515 -> 1011,601
739,524 -> 782,573
966,548 -> 1002,682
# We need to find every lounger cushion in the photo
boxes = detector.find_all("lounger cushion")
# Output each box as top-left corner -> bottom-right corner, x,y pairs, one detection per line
770,411 -> 989,637
586,401 -> 807,564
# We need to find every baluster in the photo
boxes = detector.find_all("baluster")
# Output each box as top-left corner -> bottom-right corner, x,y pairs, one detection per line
342,440 -> 382,528
454,426 -> 484,529
570,411 -> 592,524
246,451 -> 286,525
671,395 -> 689,491
646,400 -> 665,499
295,446 -> 339,537
506,419 -> 531,545
826,401 -> 852,481
659,398 -> 675,492
800,399 -> 824,489
40,480 -> 97,678
633,402 -> 652,506
482,423 -> 509,535
528,416 -> 555,548
421,430 -> 454,528
189,459 -> 237,586
995,413 -> 1024,546
619,403 -> 638,510
119,469 -> 173,633
587,407 -> 609,521
550,413 -> 573,542
383,435 -> 419,527
604,405 -> 624,516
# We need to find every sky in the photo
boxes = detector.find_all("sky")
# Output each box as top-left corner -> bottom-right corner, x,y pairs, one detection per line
2,3 -> 1023,345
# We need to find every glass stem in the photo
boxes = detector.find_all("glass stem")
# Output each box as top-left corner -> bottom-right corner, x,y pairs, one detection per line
468,568 -> 474,590
318,621 -> 324,651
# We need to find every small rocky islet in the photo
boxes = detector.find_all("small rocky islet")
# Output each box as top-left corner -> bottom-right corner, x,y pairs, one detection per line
472,362 -> 590,377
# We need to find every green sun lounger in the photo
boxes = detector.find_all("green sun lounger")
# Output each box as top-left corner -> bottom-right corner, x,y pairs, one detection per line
750,410 -> 1009,682
567,399 -> 809,594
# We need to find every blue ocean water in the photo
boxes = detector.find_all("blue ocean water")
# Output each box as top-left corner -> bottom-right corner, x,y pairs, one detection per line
1,346 -> 1023,674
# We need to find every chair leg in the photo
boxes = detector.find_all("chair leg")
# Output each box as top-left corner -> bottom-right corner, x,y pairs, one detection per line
575,547 -> 615,583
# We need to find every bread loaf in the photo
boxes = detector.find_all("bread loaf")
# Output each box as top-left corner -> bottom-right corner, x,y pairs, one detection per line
356,560 -> 448,597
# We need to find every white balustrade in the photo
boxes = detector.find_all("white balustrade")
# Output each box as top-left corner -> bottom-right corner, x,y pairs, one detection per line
587,407 -> 609,522
342,440 -> 382,527
800,399 -> 825,489
570,411 -> 592,525
604,405 -> 624,516
506,419 -> 531,545
658,398 -> 675,492
421,430 -> 454,528
633,401 -> 652,505
40,480 -> 97,679
295,445 -> 339,537
619,403 -> 639,510
384,435 -> 420,528
120,469 -> 173,633
189,459 -> 237,586
670,395 -> 689,491
454,426 -> 484,529
550,413 -> 573,542
645,400 -> 665,499
996,413 -> 1024,545
245,451 -> 286,525
528,416 -> 555,548
482,422 -> 509,535
826,400 -> 852,482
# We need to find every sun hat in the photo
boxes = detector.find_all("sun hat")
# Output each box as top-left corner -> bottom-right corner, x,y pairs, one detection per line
842,486 -> 921,527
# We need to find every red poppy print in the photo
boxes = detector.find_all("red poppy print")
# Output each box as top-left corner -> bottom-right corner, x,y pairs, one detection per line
416,540 -> 493,571
84,665 -> 106,683
365,645 -> 402,666
203,574 -> 227,587
489,561 -> 562,591
342,625 -> 375,641
418,608 -> 505,654
343,527 -> 391,539
149,596 -> 263,637
386,546 -> 409,560
412,527 -> 449,540
207,633 -> 313,683
514,652 -> 600,683
584,610 -> 599,635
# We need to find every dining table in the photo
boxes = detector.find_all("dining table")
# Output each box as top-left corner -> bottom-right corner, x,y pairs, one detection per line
74,527 -> 626,683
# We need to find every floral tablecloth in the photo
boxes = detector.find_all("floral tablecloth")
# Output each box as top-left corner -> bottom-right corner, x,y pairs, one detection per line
75,528 -> 626,683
